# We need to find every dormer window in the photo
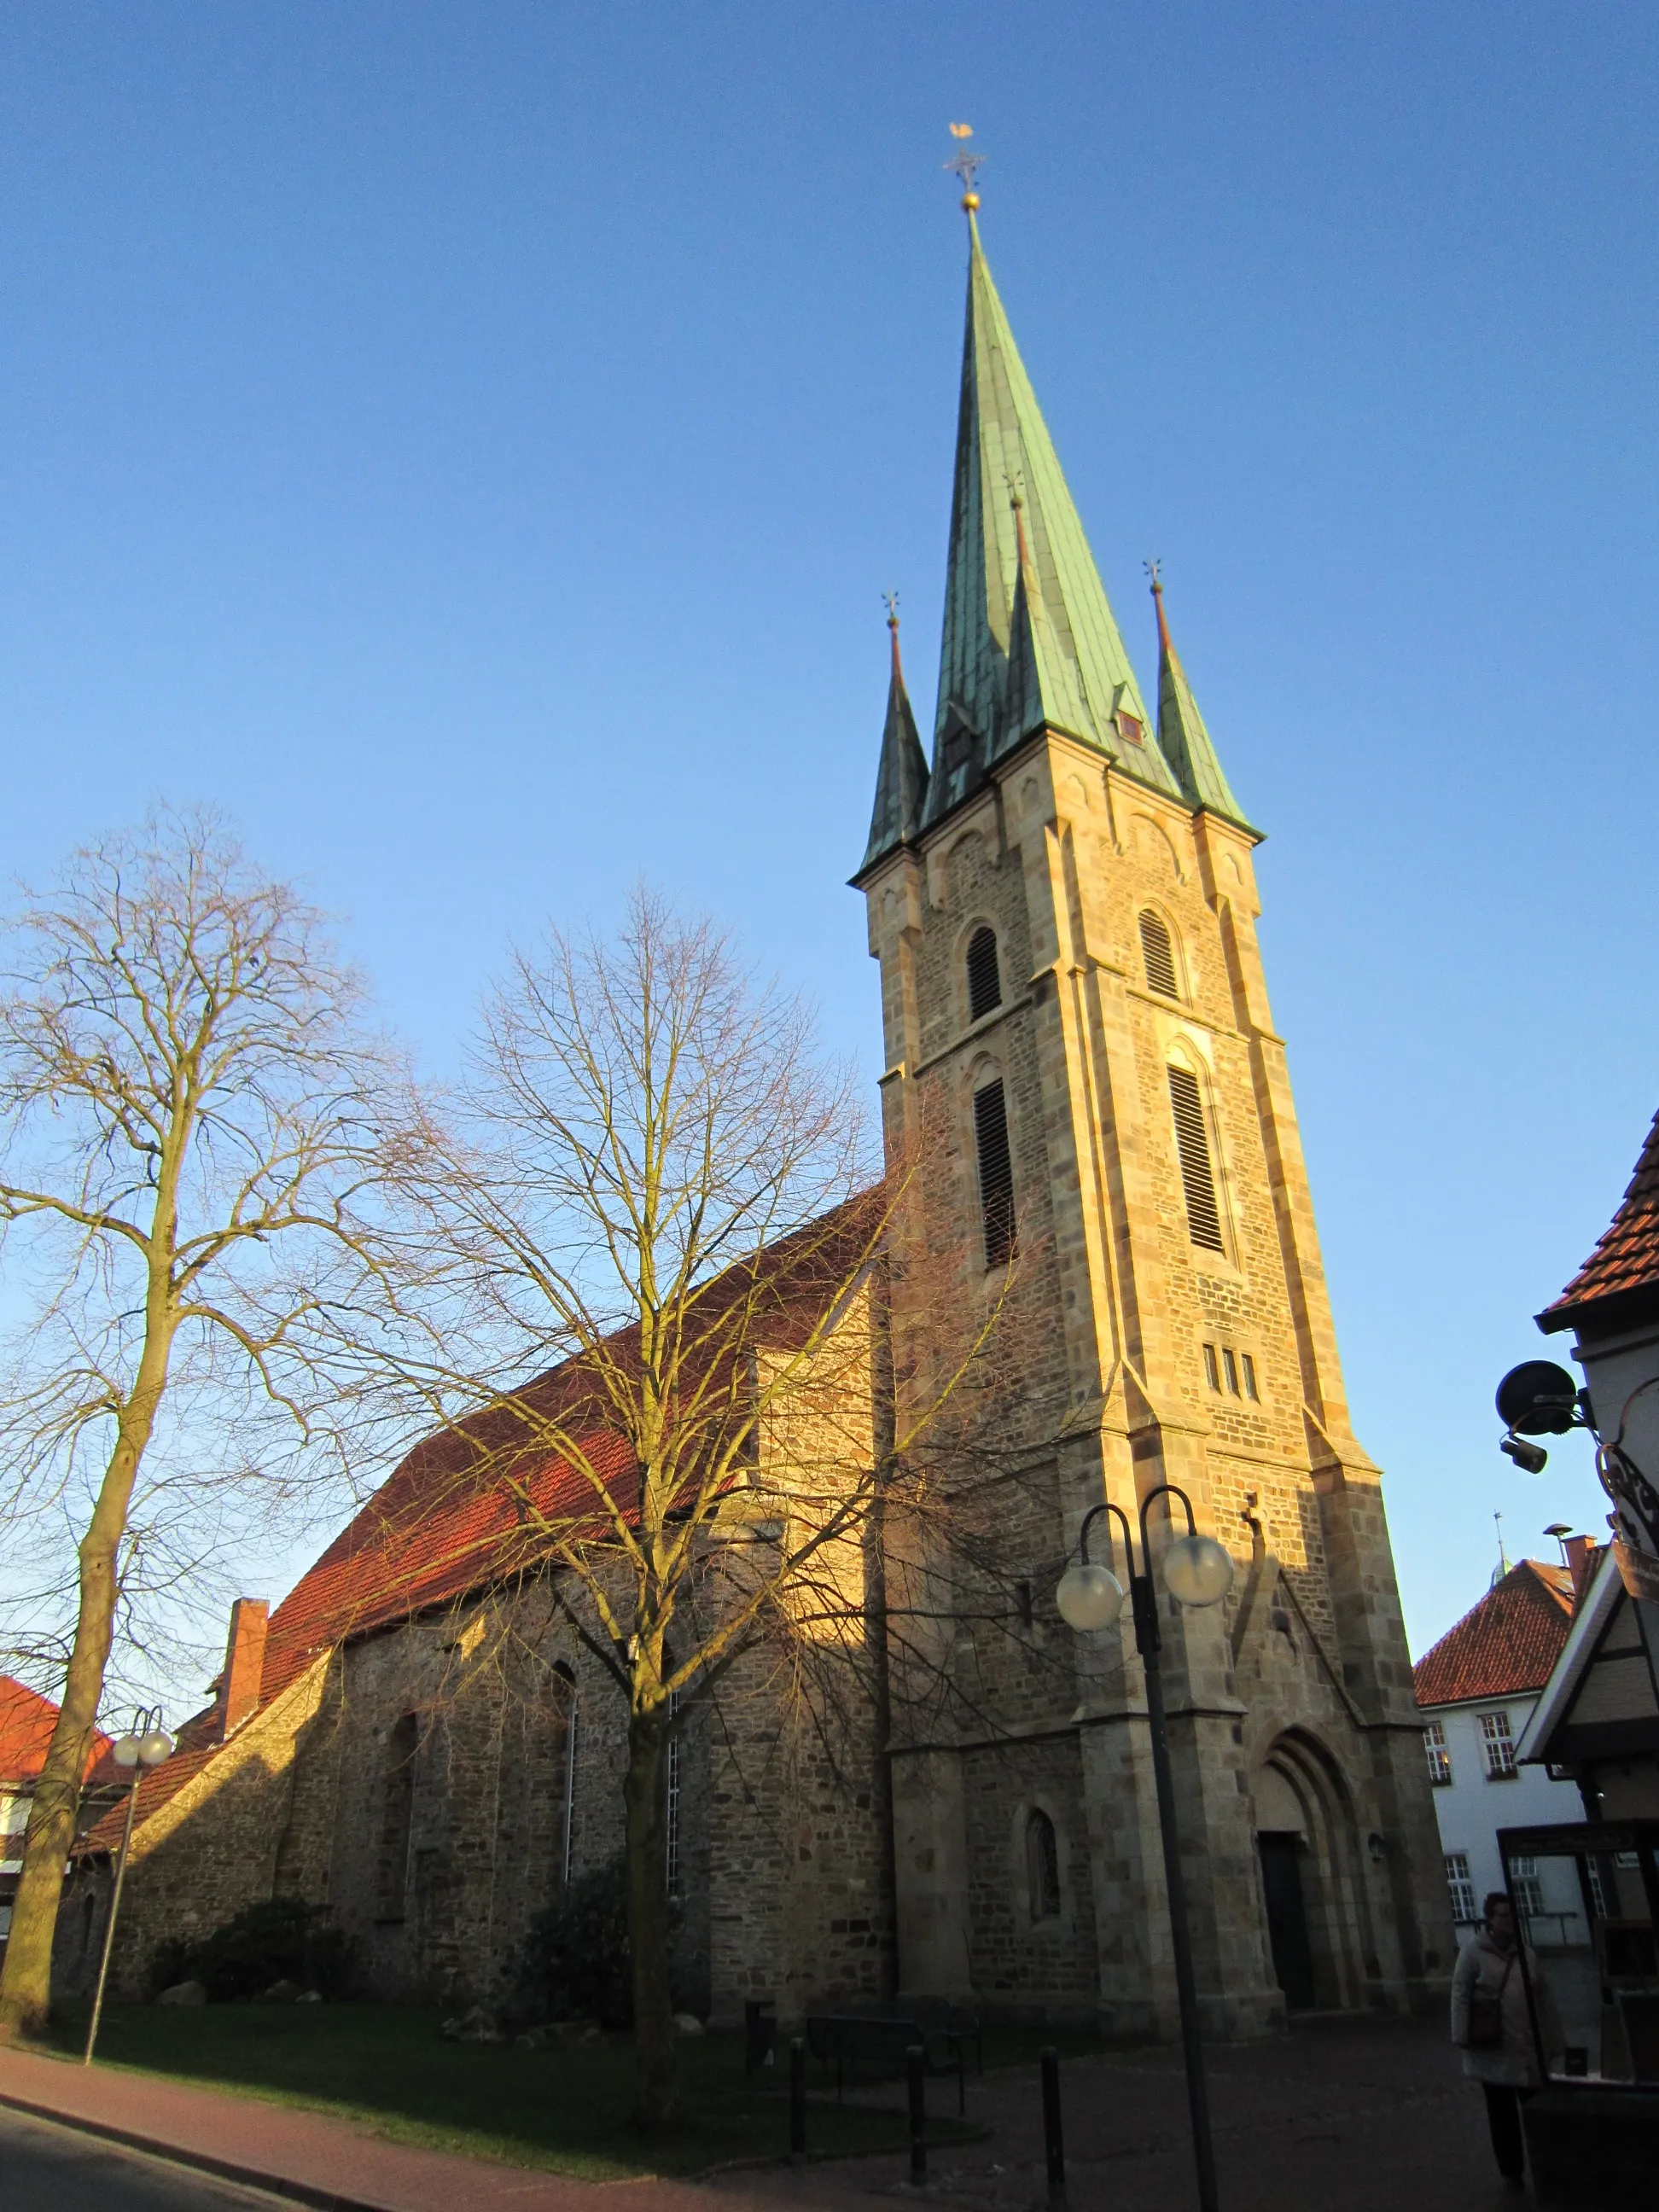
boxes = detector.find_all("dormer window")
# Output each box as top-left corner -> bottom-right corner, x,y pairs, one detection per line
1116,710 -> 1145,748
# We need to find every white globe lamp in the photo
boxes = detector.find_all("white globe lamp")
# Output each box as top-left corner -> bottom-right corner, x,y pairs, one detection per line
1054,1561 -> 1126,1633
1162,1533 -> 1235,1609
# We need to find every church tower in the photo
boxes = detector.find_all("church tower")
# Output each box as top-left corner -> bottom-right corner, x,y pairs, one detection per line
854,205 -> 1451,2032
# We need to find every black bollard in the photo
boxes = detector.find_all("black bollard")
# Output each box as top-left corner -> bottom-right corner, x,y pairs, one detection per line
789,2035 -> 807,2163
1040,2046 -> 1066,2208
907,2043 -> 927,2184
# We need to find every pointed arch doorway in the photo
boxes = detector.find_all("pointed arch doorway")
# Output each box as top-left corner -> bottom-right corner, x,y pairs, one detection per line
1253,1732 -> 1372,2012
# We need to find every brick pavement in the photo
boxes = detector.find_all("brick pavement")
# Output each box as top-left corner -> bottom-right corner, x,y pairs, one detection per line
0,2015 -> 1522,2212
723,2014 -> 1525,2212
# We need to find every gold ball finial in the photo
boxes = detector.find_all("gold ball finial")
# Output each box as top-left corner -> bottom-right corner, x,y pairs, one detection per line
945,124 -> 983,216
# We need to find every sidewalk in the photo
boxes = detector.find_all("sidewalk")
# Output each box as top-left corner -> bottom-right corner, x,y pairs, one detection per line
1,2014 -> 1519,2212
0,2040 -> 783,2212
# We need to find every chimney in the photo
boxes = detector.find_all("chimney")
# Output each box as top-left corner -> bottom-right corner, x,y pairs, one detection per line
218,1598 -> 269,1738
1564,1536 -> 1598,1607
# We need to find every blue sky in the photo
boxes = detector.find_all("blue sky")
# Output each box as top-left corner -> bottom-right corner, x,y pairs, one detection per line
2,3 -> 1655,1665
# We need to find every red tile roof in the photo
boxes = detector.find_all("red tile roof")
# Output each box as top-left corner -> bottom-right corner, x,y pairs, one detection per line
0,1676 -> 110,1784
78,1197 -> 879,1853
1540,1105 -> 1659,1332
1412,1561 -> 1576,1708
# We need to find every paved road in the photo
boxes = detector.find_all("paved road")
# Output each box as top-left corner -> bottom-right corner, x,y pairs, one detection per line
0,2107 -> 278,2212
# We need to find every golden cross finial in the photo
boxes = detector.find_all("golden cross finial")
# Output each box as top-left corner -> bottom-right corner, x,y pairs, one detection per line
882,590 -> 900,629
945,122 -> 983,212
1144,556 -> 1162,590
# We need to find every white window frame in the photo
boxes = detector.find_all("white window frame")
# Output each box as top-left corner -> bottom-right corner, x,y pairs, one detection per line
1423,1719 -> 1452,1786
1479,1708 -> 1518,1779
1509,1854 -> 1545,1922
1444,1851 -> 1477,1924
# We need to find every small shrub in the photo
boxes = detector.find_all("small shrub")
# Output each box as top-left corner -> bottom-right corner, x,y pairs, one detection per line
148,1896 -> 353,2003
518,1857 -> 635,2029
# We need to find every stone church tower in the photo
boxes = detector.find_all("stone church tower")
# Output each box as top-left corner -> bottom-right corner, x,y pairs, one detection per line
853,207 -> 1452,2032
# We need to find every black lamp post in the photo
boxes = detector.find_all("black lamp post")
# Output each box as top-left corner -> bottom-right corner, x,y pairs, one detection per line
1055,1482 -> 1234,2212
84,1706 -> 174,2065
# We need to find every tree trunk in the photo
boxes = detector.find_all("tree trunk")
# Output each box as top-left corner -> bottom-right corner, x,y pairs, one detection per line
622,1702 -> 678,2128
0,1373 -> 167,2040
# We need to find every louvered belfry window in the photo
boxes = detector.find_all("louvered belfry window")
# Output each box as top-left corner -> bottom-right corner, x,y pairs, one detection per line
1167,1065 -> 1225,1252
966,926 -> 1002,1021
974,1079 -> 1016,1266
1139,911 -> 1179,998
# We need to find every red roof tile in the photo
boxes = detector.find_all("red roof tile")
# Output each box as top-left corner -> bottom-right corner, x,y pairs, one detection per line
0,1676 -> 110,1784
1412,1561 -> 1576,1708
1540,1105 -> 1659,1331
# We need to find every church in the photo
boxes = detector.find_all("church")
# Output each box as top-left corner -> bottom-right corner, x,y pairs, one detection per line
57,201 -> 1452,2034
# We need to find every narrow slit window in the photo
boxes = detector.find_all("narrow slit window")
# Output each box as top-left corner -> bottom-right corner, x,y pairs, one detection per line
1242,1353 -> 1260,1400
375,1713 -> 419,1922
1202,1343 -> 1221,1392
1139,911 -> 1179,998
1222,1348 -> 1240,1395
665,1689 -> 683,1897
966,928 -> 1002,1021
1025,1809 -> 1061,1922
1167,1066 -> 1225,1252
974,1080 -> 1016,1266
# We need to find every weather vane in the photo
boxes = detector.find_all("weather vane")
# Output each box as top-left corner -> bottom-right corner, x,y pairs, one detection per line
945,122 -> 983,211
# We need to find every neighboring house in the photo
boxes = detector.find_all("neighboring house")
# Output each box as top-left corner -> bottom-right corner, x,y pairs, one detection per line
1413,1561 -> 1585,1946
1516,1539 -> 1659,1814
57,201 -> 1451,2033
0,1676 -> 111,1959
1521,1100 -> 1659,1810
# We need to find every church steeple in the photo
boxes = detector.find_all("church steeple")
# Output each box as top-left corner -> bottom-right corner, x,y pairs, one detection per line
926,212 -> 1184,825
1150,572 -> 1255,832
859,599 -> 930,874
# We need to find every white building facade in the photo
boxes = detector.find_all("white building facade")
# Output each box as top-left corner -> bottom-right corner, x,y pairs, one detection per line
1413,1561 -> 1585,1947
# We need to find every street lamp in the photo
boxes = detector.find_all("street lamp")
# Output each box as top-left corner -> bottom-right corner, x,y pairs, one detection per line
1055,1483 -> 1234,2212
84,1707 -> 174,2065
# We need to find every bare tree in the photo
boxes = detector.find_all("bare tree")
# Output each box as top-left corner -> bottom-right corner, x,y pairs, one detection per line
0,812 -> 422,2040
392,889 -> 1010,2129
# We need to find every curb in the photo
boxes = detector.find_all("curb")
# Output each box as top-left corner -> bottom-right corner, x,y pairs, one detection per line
0,2086 -> 399,2212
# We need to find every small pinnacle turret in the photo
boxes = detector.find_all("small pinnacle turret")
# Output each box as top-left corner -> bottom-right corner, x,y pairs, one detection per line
858,602 -> 929,875
1150,573 -> 1255,832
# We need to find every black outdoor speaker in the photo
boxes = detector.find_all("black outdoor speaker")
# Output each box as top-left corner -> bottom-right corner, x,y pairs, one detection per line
1495,1360 -> 1580,1436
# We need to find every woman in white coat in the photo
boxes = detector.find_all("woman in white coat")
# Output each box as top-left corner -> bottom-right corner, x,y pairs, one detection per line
1451,1891 -> 1549,2185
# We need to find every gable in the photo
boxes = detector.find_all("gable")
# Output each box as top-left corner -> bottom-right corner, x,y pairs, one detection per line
1412,1562 -> 1575,1708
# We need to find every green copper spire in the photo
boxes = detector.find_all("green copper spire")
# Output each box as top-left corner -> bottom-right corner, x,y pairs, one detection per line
926,213 -> 1185,824
859,603 -> 930,873
1151,574 -> 1256,832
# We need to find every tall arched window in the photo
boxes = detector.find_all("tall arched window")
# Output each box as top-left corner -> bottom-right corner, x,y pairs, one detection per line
1138,911 -> 1179,998
966,927 -> 1002,1021
974,1078 -> 1016,1266
375,1712 -> 419,1923
553,1663 -> 578,1889
1167,1064 -> 1225,1253
1025,1808 -> 1061,1922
